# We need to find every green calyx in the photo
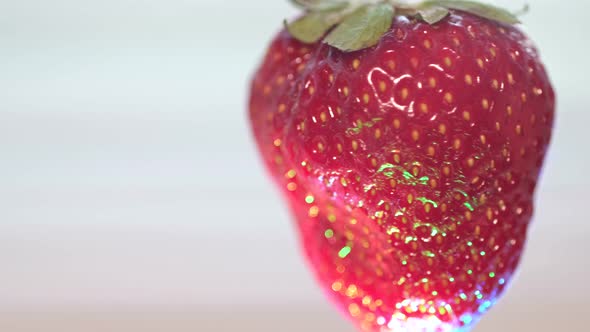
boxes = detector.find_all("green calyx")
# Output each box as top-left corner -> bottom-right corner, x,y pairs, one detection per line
286,0 -> 528,52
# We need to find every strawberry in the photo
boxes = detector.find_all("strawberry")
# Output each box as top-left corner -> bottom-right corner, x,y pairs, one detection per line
249,0 -> 555,331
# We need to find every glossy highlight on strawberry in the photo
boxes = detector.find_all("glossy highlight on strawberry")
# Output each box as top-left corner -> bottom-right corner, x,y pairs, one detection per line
249,7 -> 554,332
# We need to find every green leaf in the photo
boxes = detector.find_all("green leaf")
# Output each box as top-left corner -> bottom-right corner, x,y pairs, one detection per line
324,3 -> 394,52
426,0 -> 520,24
286,11 -> 341,44
418,6 -> 450,24
290,0 -> 349,11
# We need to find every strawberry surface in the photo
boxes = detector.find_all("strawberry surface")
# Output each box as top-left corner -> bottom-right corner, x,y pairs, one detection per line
249,10 -> 554,332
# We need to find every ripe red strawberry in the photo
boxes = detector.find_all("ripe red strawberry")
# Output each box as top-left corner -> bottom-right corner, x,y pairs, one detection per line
249,1 -> 555,331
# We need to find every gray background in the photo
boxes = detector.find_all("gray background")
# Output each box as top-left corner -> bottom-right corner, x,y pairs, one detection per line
0,0 -> 588,331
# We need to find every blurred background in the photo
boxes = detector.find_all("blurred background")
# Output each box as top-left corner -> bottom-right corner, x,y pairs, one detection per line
0,0 -> 588,331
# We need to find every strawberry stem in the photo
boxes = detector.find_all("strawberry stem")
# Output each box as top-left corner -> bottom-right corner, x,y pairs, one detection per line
286,0 -> 526,52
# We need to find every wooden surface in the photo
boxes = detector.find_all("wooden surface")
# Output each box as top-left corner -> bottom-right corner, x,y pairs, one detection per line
0,302 -> 586,331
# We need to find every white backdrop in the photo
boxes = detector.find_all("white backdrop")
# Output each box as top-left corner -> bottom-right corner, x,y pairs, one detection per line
0,0 -> 589,331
